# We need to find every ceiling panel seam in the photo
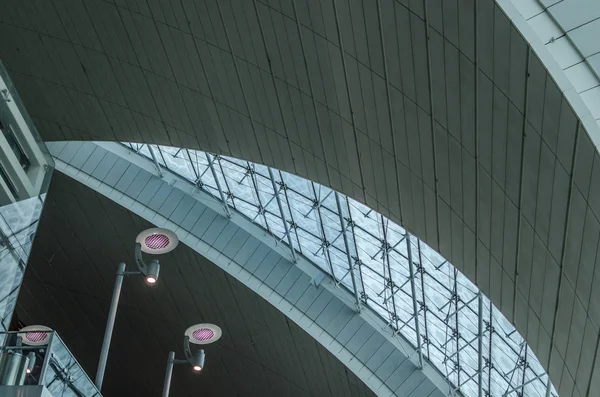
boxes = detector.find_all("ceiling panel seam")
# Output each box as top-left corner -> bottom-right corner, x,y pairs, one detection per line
546,120 -> 580,394
512,48 -> 532,329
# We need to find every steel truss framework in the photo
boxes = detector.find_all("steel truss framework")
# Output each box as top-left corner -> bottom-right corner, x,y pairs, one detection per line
124,142 -> 557,397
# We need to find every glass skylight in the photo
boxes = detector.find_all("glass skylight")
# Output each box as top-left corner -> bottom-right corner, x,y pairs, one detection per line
123,142 -> 556,397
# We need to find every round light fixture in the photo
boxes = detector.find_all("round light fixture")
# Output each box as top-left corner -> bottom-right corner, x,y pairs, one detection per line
18,325 -> 52,346
136,228 -> 178,255
185,324 -> 222,345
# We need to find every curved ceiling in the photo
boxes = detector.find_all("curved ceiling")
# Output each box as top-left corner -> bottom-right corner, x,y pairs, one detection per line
1,1 -> 600,396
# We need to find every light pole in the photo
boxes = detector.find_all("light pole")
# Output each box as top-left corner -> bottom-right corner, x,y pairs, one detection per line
162,324 -> 222,397
94,228 -> 178,391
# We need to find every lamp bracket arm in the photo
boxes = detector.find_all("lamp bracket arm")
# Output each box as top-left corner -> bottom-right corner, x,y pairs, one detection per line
135,243 -> 149,276
183,336 -> 194,364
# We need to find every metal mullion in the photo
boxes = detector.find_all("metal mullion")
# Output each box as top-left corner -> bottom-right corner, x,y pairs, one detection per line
259,195 -> 278,214
453,268 -> 461,388
440,271 -> 458,388
519,339 -> 529,397
450,370 -> 480,395
502,343 -> 526,396
502,353 -> 523,380
446,334 -> 481,359
504,339 -> 528,396
315,194 -> 342,220
233,190 -> 305,250
249,170 -> 274,229
416,240 -> 431,358
268,167 -> 297,263
380,276 -> 411,301
423,278 -> 454,306
288,211 -> 331,246
246,162 -> 271,233
350,220 -> 395,247
423,270 -> 456,299
388,236 -> 409,257
156,146 -> 167,166
147,144 -> 164,178
184,149 -> 200,182
488,301 -> 493,396
382,277 -> 414,307
545,375 -> 553,397
190,150 -> 210,180
490,329 -> 528,359
504,373 -> 545,397
368,238 -> 412,270
446,294 -> 478,320
324,230 -> 344,253
215,156 -> 236,210
223,194 -> 262,214
392,314 -> 418,336
336,193 -> 362,311
360,257 -> 390,279
280,178 -> 304,254
205,153 -> 231,218
478,291 -> 484,397
303,190 -> 333,219
311,182 -> 337,281
364,296 -> 388,314
404,232 -> 423,368
438,327 -> 474,351
281,183 -> 316,203
345,197 -> 368,303
381,216 -> 399,331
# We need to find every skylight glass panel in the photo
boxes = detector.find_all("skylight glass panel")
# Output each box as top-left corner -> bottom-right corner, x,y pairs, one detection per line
122,143 -> 556,397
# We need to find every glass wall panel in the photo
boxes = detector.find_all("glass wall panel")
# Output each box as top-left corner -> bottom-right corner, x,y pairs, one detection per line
0,62 -> 53,344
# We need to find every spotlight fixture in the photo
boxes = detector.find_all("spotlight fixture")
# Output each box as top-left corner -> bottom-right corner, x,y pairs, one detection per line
191,349 -> 205,372
145,260 -> 160,285
95,228 -> 179,391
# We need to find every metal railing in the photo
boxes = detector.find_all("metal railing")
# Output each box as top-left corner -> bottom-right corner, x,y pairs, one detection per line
0,330 -> 101,396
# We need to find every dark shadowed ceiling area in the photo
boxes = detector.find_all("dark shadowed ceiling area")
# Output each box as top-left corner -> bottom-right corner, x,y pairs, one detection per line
16,172 -> 377,397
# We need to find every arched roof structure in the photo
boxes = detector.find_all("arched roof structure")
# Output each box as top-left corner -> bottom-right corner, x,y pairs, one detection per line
48,140 -> 552,397
2,0 -> 600,396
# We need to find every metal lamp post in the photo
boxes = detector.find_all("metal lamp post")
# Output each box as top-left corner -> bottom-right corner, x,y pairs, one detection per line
94,228 -> 178,391
162,324 -> 222,397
